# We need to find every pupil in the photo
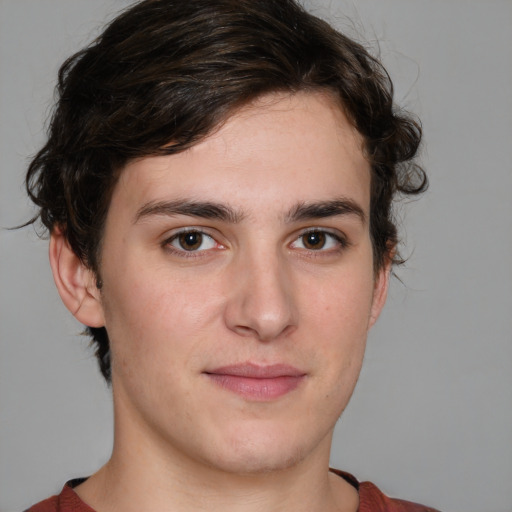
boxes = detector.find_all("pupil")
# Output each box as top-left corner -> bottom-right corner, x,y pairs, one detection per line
304,231 -> 325,249
179,232 -> 202,250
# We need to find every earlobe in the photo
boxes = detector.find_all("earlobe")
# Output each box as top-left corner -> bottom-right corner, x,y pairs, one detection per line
49,228 -> 105,328
368,259 -> 392,329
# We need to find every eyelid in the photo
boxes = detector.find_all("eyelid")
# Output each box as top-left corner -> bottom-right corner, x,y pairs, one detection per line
290,227 -> 350,251
162,227 -> 225,256
160,225 -> 350,257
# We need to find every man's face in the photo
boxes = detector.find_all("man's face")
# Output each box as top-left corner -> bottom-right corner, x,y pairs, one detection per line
95,92 -> 388,474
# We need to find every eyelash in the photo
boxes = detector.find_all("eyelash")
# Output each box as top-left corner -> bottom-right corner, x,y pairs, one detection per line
163,229 -> 222,258
162,228 -> 349,258
290,229 -> 349,254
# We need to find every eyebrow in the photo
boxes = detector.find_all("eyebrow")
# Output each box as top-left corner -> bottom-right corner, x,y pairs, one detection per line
134,199 -> 245,224
285,198 -> 366,224
134,197 -> 366,225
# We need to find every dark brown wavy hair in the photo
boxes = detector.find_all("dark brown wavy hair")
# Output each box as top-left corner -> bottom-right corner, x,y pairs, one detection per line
25,0 -> 427,381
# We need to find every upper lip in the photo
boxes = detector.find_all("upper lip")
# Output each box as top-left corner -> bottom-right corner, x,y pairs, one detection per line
205,363 -> 306,379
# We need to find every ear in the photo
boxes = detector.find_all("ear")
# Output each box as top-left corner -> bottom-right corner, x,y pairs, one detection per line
368,255 -> 392,329
49,227 -> 105,328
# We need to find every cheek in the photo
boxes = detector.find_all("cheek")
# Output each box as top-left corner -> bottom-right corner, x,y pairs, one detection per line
301,265 -> 374,391
101,262 -> 223,376
304,266 -> 375,340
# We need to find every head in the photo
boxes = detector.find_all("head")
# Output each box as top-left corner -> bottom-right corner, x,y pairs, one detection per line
26,0 -> 426,382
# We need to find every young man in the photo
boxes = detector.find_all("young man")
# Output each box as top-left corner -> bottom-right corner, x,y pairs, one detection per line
25,0 -> 436,510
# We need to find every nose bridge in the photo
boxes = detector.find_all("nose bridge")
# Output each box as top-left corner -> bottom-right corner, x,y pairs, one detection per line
224,243 -> 297,341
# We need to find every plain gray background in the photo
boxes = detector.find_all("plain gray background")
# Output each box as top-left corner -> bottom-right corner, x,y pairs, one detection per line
1,1 -> 511,511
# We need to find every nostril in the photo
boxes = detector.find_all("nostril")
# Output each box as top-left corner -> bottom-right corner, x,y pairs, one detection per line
231,321 -> 296,342
232,325 -> 259,338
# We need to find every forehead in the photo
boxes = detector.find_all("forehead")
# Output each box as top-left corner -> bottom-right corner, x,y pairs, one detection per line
112,92 -> 370,219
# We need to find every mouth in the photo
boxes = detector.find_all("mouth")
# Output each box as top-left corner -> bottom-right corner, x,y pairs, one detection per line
204,363 -> 306,401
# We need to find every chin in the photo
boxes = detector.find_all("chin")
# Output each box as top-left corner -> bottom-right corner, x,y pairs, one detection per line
198,424 -> 323,476
206,449 -> 306,476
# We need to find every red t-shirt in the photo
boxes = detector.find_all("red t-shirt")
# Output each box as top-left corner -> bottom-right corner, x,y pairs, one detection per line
26,470 -> 441,512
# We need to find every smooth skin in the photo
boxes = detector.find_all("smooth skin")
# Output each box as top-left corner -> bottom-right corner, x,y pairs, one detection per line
50,92 -> 391,512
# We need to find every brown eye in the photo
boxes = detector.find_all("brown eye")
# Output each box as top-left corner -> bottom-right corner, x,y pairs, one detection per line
168,230 -> 218,253
301,231 -> 326,250
290,230 -> 345,252
177,231 -> 203,251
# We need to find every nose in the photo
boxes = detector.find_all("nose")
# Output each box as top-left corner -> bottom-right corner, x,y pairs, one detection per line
223,250 -> 298,341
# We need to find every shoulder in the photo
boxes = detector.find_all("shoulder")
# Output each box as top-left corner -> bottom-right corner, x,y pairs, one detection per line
358,480 -> 441,512
331,469 -> 441,512
24,495 -> 59,512
25,480 -> 94,512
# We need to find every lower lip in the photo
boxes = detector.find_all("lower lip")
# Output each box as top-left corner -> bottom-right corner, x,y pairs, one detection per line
206,374 -> 304,401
